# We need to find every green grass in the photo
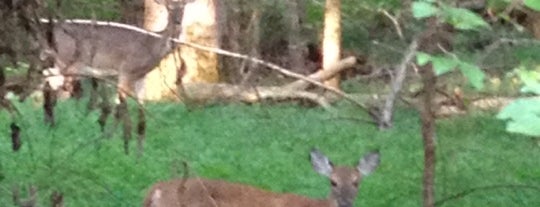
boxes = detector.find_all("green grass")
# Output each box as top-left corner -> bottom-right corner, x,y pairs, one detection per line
0,100 -> 539,207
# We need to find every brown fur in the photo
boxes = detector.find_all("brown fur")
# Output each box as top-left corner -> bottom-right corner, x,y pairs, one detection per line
143,150 -> 380,207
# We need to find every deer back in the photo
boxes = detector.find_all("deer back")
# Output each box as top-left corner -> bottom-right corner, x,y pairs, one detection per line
41,0 -> 186,80
143,149 -> 380,207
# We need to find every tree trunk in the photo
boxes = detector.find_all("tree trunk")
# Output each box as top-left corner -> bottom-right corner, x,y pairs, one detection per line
141,0 -> 181,101
285,0 -> 307,74
180,0 -> 220,84
322,0 -> 342,89
420,63 -> 436,207
239,9 -> 261,85
417,17 -> 453,207
218,0 -> 242,83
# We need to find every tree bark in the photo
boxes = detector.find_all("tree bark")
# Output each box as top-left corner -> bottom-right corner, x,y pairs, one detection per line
420,63 -> 436,207
180,0 -> 220,84
141,0 -> 181,101
284,0 -> 307,74
322,0 -> 342,89
417,17 -> 453,207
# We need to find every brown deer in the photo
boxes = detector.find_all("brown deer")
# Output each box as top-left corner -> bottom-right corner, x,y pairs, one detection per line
40,0 -> 186,100
38,0 -> 189,152
143,149 -> 380,207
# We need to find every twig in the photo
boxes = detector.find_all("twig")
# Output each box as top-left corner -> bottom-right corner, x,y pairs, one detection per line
379,9 -> 404,40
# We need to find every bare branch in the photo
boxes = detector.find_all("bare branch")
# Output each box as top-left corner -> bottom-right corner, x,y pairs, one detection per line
379,9 -> 404,40
379,40 -> 418,129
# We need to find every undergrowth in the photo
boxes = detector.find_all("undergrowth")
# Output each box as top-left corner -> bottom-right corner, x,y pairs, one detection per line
0,100 -> 538,206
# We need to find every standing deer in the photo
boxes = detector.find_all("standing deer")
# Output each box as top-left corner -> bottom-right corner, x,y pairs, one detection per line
41,0 -> 185,100
38,0 -> 188,153
143,149 -> 380,207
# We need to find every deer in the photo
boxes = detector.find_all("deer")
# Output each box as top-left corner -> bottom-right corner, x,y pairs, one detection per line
143,149 -> 381,207
37,0 -> 189,152
40,0 -> 186,100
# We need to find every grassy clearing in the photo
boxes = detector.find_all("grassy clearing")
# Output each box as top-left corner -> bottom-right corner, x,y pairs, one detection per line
0,100 -> 539,207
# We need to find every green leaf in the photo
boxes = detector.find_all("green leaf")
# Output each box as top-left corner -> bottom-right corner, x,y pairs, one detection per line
497,97 -> 539,119
458,62 -> 485,89
517,69 -> 540,94
431,56 -> 458,75
497,97 -> 540,136
412,1 -> 439,19
505,114 -> 540,137
443,7 -> 490,30
525,0 -> 540,12
416,52 -> 432,66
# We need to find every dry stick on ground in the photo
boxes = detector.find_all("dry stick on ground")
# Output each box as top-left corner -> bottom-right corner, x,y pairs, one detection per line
175,39 -> 369,111
379,40 -> 418,129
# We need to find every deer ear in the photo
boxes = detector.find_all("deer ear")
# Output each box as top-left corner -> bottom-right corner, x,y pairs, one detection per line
310,148 -> 334,177
357,151 -> 380,176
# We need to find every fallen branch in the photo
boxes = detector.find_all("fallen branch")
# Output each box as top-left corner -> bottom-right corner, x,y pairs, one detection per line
284,56 -> 357,90
173,39 -> 369,111
181,83 -> 334,111
173,54 -> 360,111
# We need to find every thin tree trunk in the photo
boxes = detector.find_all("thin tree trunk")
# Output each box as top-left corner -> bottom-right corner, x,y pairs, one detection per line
417,17 -> 453,207
218,0 -> 242,83
285,0 -> 306,73
322,0 -> 342,89
420,63 -> 436,207
240,10 -> 261,85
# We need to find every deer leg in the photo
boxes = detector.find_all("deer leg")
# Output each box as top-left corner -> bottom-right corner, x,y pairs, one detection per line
134,79 -> 146,157
116,76 -> 133,155
87,78 -> 99,111
97,84 -> 112,133
43,82 -> 57,126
